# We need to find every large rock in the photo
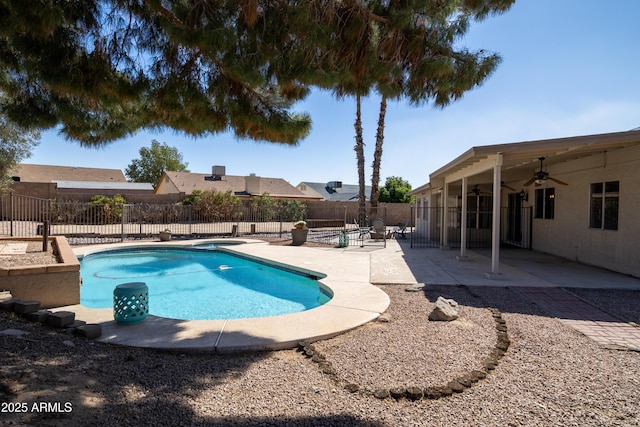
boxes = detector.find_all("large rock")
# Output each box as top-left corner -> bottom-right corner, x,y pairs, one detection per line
428,297 -> 459,321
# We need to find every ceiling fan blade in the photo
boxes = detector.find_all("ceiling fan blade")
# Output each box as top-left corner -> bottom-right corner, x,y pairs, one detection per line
549,177 -> 568,185
523,177 -> 536,187
502,183 -> 516,191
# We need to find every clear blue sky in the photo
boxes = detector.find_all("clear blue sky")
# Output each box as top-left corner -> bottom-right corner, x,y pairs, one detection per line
28,0 -> 640,189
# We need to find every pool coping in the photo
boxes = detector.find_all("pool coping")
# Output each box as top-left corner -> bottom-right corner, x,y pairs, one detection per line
60,239 -> 390,353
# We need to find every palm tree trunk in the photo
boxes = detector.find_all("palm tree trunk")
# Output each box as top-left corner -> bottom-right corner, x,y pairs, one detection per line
369,94 -> 387,219
354,94 -> 367,226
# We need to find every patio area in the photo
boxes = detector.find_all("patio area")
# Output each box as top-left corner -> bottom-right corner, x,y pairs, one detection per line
44,236 -> 640,353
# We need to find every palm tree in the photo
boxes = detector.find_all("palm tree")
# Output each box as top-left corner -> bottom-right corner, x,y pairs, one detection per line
369,95 -> 387,218
297,1 -> 514,225
367,1 -> 516,212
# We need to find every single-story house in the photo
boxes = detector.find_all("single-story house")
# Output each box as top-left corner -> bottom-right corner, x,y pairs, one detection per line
155,166 -> 321,201
296,181 -> 372,201
8,164 -> 154,200
409,128 -> 640,278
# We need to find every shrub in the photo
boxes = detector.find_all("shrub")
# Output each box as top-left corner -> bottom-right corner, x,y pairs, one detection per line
87,194 -> 127,224
281,200 -> 307,222
184,189 -> 241,221
250,193 -> 279,221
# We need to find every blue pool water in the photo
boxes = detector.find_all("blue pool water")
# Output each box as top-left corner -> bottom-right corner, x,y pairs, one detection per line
79,247 -> 331,320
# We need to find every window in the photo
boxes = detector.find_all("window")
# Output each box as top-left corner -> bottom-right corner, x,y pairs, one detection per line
534,188 -> 555,219
466,195 -> 492,228
590,181 -> 619,230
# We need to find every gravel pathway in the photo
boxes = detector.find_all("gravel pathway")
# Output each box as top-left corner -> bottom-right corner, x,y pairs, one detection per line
1,284 -> 639,426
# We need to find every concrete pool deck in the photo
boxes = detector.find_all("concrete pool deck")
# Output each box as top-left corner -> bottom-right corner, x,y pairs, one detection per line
53,237 -> 640,353
60,239 -> 393,353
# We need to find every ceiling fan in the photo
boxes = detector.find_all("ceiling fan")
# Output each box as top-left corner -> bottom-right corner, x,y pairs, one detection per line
501,181 -> 516,191
468,184 -> 491,196
523,157 -> 568,187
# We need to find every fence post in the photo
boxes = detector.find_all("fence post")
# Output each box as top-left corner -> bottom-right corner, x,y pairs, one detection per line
42,220 -> 49,251
383,205 -> 387,248
343,206 -> 347,230
410,206 -> 414,248
121,204 -> 125,242
9,192 -> 14,237
236,206 -> 241,237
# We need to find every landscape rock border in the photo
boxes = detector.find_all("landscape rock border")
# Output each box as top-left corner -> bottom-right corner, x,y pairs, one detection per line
0,295 -> 102,340
298,306 -> 510,401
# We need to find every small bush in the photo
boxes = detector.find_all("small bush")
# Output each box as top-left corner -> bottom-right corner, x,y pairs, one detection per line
183,189 -> 241,221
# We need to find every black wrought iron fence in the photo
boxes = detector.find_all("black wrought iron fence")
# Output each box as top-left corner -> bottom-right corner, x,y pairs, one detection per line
302,205 -> 387,247
410,206 -> 532,249
0,193 -> 51,237
1,195 -> 389,247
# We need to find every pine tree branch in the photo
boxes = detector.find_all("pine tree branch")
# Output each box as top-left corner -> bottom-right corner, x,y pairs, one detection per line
154,4 -> 187,30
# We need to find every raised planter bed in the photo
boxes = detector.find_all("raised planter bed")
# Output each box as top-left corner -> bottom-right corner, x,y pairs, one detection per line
0,236 -> 81,308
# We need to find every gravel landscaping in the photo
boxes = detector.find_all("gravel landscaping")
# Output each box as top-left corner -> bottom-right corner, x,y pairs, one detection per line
0,241 -> 59,268
1,282 -> 639,426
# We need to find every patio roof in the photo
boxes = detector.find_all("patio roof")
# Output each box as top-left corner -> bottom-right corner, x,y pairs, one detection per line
430,128 -> 640,184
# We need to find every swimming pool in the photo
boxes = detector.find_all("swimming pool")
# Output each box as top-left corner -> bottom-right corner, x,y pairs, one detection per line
79,247 -> 332,320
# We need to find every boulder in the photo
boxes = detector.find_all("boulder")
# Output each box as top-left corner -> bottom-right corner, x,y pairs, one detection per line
428,296 -> 459,321
405,283 -> 425,292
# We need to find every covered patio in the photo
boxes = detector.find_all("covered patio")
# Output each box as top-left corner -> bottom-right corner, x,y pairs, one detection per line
413,128 -> 640,279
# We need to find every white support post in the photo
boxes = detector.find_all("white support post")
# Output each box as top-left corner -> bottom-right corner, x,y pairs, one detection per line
486,154 -> 505,279
441,182 -> 449,249
458,177 -> 468,260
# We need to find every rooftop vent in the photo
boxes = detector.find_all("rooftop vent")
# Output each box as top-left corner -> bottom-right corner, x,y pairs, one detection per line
205,165 -> 226,181
212,165 -> 226,176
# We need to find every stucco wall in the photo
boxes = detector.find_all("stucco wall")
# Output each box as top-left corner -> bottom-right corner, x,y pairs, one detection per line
0,236 -> 81,308
528,145 -> 640,277
2,270 -> 80,308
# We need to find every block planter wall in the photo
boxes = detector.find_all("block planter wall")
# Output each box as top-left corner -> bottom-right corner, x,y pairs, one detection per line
0,236 -> 81,308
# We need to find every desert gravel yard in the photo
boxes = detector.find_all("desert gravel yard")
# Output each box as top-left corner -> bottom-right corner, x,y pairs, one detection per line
1,283 -> 639,426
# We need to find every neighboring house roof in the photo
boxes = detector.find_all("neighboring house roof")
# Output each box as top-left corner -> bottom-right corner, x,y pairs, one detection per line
53,181 -> 154,191
155,171 -> 242,195
296,181 -> 372,201
13,164 -> 127,183
156,171 -> 317,200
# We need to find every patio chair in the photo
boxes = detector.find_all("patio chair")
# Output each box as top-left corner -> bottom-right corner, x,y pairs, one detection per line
371,218 -> 388,240
392,222 -> 408,239
354,219 -> 371,239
